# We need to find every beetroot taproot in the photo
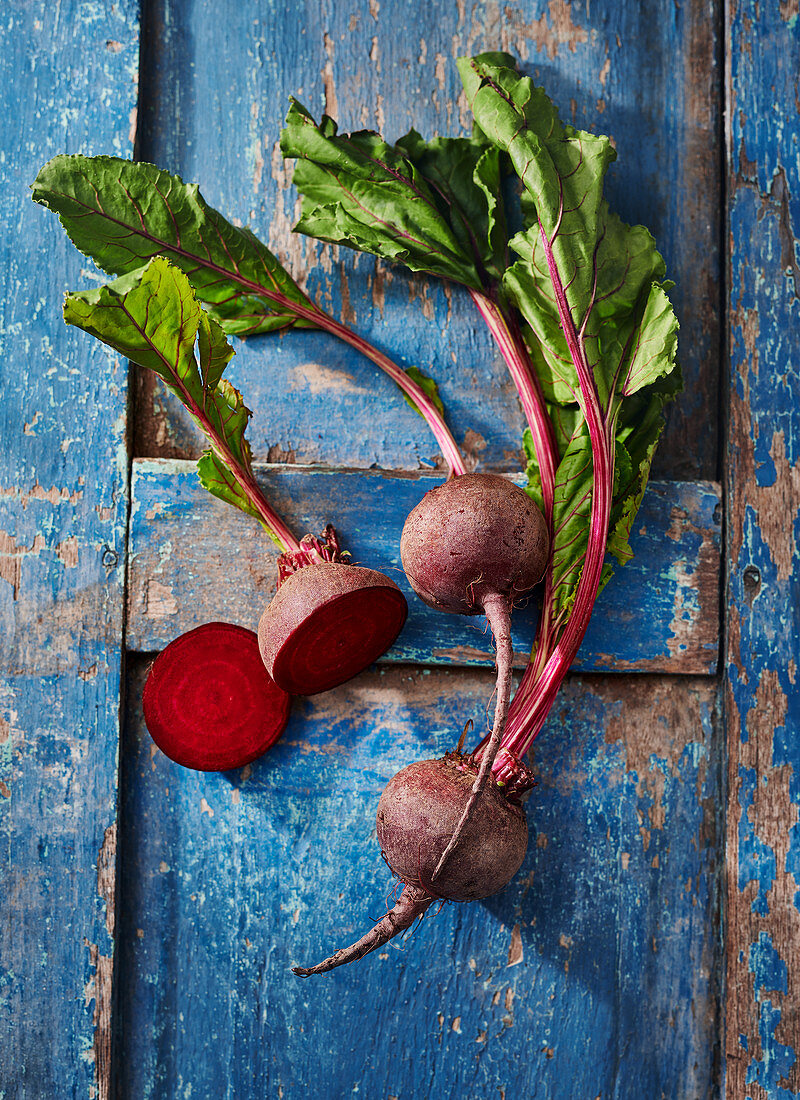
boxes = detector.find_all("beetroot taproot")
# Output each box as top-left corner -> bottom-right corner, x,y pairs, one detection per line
143,622 -> 291,771
292,755 -> 528,976
401,473 -> 547,872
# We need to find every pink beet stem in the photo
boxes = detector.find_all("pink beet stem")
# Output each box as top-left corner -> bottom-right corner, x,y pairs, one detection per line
292,884 -> 433,976
431,591 -> 513,882
469,289 -> 558,526
483,221 -> 617,777
306,308 -> 467,477
129,233 -> 466,477
159,359 -> 301,553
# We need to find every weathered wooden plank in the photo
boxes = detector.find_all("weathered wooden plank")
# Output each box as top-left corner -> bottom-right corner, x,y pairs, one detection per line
726,5 -> 800,1098
0,4 -> 138,1097
127,460 -> 721,674
116,660 -> 722,1099
134,0 -> 720,483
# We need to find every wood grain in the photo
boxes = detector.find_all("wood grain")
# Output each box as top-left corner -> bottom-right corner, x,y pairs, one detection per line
725,4 -> 800,1096
0,0 -> 732,1094
127,460 -> 722,674
0,4 -> 138,1097
132,0 -> 721,483
116,659 -> 723,1099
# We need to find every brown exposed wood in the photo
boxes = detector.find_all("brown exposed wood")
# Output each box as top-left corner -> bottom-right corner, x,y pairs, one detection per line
725,385 -> 800,1097
90,823 -> 117,1100
724,6 -> 800,1087
133,366 -> 192,460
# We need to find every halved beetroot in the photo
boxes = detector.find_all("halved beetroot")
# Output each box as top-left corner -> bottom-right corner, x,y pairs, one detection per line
143,622 -> 291,771
258,563 -> 408,696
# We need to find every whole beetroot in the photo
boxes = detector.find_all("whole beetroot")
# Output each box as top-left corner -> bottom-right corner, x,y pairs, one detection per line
292,476 -> 546,977
401,473 -> 547,874
292,755 -> 528,976
400,472 -> 548,615
377,757 -> 528,900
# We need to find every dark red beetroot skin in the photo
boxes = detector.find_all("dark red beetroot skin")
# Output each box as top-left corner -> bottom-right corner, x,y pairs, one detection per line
292,756 -> 528,976
143,622 -> 291,771
293,483 -> 544,976
399,473 -> 547,880
377,757 -> 528,900
258,562 -> 407,696
400,472 -> 548,615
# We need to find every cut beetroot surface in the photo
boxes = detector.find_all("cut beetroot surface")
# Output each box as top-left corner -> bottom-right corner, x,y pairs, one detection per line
258,563 -> 408,696
142,622 -> 291,771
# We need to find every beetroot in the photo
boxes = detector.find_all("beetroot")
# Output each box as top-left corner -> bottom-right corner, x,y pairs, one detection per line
143,622 -> 291,771
401,473 -> 547,870
292,476 -> 546,977
400,473 -> 548,615
293,755 -> 528,976
377,757 -> 528,900
259,561 -> 408,695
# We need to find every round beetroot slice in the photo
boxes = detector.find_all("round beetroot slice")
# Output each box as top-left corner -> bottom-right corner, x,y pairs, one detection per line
142,622 -> 291,771
258,563 -> 408,696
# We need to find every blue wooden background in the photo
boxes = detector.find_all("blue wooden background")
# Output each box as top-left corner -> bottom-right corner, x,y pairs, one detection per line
2,1 -> 797,1098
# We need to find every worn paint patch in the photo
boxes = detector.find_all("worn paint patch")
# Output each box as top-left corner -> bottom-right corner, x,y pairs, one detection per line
462,428 -> 488,472
290,362 -> 366,396
0,530 -> 46,599
0,482 -> 83,508
82,824 -> 117,1100
143,580 -> 178,619
503,0 -> 588,61
604,677 -> 714,851
507,924 -> 523,966
664,502 -> 720,665
432,644 -> 529,667
56,535 -> 80,569
322,31 -> 339,117
84,941 -> 114,1100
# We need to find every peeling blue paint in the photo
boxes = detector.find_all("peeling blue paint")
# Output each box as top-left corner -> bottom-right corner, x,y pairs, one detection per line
727,1 -> 800,1095
0,2 -> 137,1096
117,666 -> 723,1099
1,0 -> 735,1096
127,462 -> 722,674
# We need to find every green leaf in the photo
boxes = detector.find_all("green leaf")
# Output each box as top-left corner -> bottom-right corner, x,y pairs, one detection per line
395,131 -> 507,281
522,427 -> 544,512
460,54 -> 681,619
401,365 -> 445,419
607,367 -> 683,567
197,310 -> 235,391
195,381 -> 263,526
63,256 -> 268,528
460,56 -> 678,409
281,100 -> 483,288
32,154 -> 315,336
616,283 -> 680,397
549,424 -> 595,624
459,55 -> 616,315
